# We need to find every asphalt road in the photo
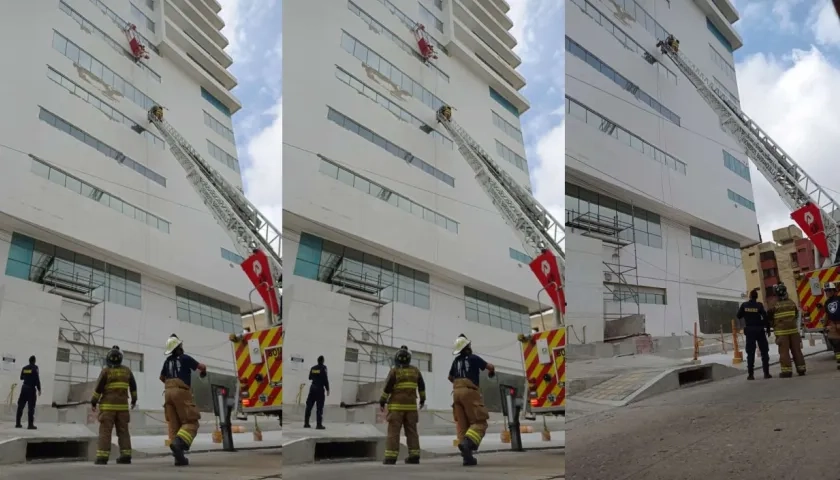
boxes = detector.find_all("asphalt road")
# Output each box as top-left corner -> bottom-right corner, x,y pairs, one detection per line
566,350 -> 840,480
0,448 -> 282,480
284,449 -> 564,480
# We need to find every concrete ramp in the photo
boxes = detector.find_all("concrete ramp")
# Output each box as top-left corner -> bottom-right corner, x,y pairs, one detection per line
0,423 -> 97,465
282,423 -> 386,466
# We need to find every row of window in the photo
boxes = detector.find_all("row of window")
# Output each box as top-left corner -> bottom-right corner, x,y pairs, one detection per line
340,31 -> 447,114
374,0 -> 448,55
348,1 -> 449,82
723,150 -> 750,181
87,0 -> 158,55
706,18 -> 733,53
568,0 -> 677,85
46,67 -> 165,150
130,3 -> 155,32
509,248 -> 531,264
207,140 -> 240,172
495,140 -> 527,172
204,111 -> 235,143
608,285 -> 667,305
201,87 -> 232,117
565,96 -> 687,175
59,1 -> 161,82
38,107 -> 167,187
690,227 -> 742,266
6,233 -> 143,309
714,77 -> 740,106
727,189 -> 755,211
326,107 -> 456,187
490,87 -> 520,117
419,3 -> 443,32
492,111 -> 523,144
30,156 -> 171,233
710,45 -> 736,81
318,156 -> 459,233
566,36 -> 681,127
464,287 -> 532,334
345,345 -> 432,372
615,0 -> 671,50
52,31 -> 158,113
221,248 -> 244,264
56,345 -> 144,373
176,287 -> 243,334
334,67 -> 453,150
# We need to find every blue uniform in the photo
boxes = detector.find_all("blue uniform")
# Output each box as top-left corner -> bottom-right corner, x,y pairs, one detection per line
304,363 -> 329,428
160,354 -> 200,386
449,354 -> 488,388
16,363 -> 41,428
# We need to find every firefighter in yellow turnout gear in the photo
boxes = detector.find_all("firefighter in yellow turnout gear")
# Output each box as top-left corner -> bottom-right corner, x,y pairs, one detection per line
379,346 -> 426,465
160,334 -> 207,467
768,283 -> 806,377
91,346 -> 138,465
449,334 -> 495,467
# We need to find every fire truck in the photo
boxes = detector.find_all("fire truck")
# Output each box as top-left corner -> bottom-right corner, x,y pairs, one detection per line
517,327 -> 565,416
796,267 -> 839,351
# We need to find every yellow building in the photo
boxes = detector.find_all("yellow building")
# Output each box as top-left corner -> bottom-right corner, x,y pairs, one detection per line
741,225 -> 816,308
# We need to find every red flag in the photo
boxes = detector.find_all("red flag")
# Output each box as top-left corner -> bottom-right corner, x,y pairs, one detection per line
241,250 -> 280,316
791,202 -> 830,259
529,250 -> 566,314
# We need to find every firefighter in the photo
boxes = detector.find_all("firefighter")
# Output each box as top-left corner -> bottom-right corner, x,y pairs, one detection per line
91,346 -> 138,465
822,282 -> 840,369
304,355 -> 329,429
768,283 -> 806,377
160,334 -> 207,467
736,289 -> 772,380
379,346 -> 426,465
15,355 -> 40,430
449,334 -> 495,467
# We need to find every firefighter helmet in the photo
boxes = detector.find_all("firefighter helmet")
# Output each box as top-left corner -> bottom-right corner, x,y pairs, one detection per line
826,282 -> 837,291
453,334 -> 471,356
164,334 -> 183,356
395,347 -> 411,367
775,283 -> 788,299
106,346 -> 123,367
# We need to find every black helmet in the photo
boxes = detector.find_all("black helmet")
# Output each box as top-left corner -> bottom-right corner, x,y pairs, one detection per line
394,347 -> 411,367
775,283 -> 788,299
106,345 -> 123,367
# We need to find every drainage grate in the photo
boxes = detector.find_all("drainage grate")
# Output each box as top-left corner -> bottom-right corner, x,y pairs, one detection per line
26,440 -> 89,462
313,440 -> 378,462
678,366 -> 712,387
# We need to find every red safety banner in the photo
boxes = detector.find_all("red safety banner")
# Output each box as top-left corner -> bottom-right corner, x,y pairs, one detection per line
791,202 -> 830,259
529,250 -> 566,314
241,250 -> 280,316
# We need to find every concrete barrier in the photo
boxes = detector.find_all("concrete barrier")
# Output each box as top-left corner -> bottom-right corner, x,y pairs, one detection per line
0,423 -> 97,465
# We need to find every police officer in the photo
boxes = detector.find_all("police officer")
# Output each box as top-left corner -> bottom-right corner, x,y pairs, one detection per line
91,346 -> 138,465
304,355 -> 329,429
379,346 -> 426,465
449,334 -> 495,467
736,289 -> 772,380
15,355 -> 40,430
160,334 -> 207,467
768,283 -> 806,377
822,282 -> 840,369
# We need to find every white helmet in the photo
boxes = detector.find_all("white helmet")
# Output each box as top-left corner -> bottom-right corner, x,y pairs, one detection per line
453,335 -> 471,356
827,282 -> 838,291
164,334 -> 183,356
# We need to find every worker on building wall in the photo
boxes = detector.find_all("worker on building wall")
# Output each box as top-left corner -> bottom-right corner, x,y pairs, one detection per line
449,334 -> 495,467
15,355 -> 41,430
160,334 -> 207,467
91,346 -> 138,465
822,282 -> 840,369
379,346 -> 425,465
303,355 -> 329,429
736,289 -> 772,380
768,284 -> 806,377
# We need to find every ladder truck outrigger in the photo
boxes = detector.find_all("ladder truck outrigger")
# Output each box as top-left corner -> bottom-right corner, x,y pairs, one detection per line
147,106 -> 284,425
656,35 -> 840,350
435,106 -> 566,417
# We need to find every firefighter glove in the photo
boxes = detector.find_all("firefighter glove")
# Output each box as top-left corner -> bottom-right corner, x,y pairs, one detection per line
90,400 -> 97,411
419,399 -> 425,409
766,330 -> 771,337
131,399 -> 137,410
379,399 -> 386,409
199,370 -> 207,379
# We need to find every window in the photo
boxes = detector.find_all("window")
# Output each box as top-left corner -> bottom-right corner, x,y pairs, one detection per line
327,107 -> 455,187
698,297 -> 741,334
52,31 -> 158,112
710,45 -> 736,81
509,248 -> 531,263
492,111 -> 524,144
5,232 -> 143,309
714,77 -> 739,106
621,0 -> 672,50
334,67 -> 452,149
607,284 -> 666,304
490,88 -> 519,117
46,68 -> 164,149
56,348 -> 71,363
723,150 -> 749,181
86,0 -> 158,55
727,189 -> 755,211
201,87 -> 232,117
762,268 -> 778,278
73,346 -> 144,372
347,1 -> 448,82
419,3 -> 443,32
30,156 -> 170,233
131,3 -> 155,32
293,232 -> 431,309
364,345 -> 432,371
372,0 -> 448,55
221,248 -> 243,263
58,2 -> 160,82
345,347 -> 359,363
207,140 -> 240,172
340,31 -> 447,113
567,0 -> 677,85
566,183 -> 663,248
464,287 -> 531,334
319,157 -> 459,233
176,287 -> 241,334
496,141 -> 528,172
707,18 -> 733,52
38,108 -> 167,187
204,111 -> 235,143
433,0 -> 443,9
566,36 -> 681,127
565,97 -> 687,174
690,227 -> 742,266
145,0 -> 154,9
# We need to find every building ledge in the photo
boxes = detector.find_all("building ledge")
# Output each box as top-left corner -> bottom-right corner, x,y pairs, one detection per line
166,0 -> 233,67
694,0 -> 743,50
191,0 -> 225,29
712,0 -> 739,23
202,0 -> 222,14
458,0 -> 517,49
478,0 -> 513,30
487,0 -> 510,13
169,0 -> 228,49
452,18 -> 525,91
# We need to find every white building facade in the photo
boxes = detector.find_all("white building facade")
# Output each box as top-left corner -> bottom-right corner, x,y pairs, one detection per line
564,0 -> 759,341
283,0 -> 542,409
0,0 -> 252,407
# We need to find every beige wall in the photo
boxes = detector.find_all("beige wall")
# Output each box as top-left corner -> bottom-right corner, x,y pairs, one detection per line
740,225 -> 805,306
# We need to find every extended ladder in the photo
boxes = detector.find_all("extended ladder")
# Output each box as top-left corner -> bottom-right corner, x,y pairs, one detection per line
658,40 -> 840,265
147,106 -> 283,293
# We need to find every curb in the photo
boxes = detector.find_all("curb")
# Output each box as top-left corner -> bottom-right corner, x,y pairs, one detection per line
135,444 -> 282,459
431,445 -> 564,458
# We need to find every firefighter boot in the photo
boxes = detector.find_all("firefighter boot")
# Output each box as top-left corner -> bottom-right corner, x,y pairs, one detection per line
382,458 -> 397,465
405,456 -> 420,464
116,456 -> 132,464
458,437 -> 478,466
94,458 -> 108,465
170,437 -> 190,466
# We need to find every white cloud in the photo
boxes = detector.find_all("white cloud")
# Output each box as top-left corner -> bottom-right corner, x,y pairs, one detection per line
506,0 -> 563,63
241,99 -> 283,232
217,0 -> 280,63
809,1 -> 840,46
531,120 -> 565,248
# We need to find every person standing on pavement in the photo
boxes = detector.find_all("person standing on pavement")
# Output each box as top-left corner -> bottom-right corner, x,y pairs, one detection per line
304,355 -> 329,429
160,334 -> 207,467
821,282 -> 840,370
379,346 -> 426,465
15,355 -> 40,430
768,283 -> 806,377
736,289 -> 772,380
91,346 -> 138,465
449,334 -> 495,467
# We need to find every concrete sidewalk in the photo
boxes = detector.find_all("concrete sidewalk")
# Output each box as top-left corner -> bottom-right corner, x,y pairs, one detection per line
129,429 -> 283,456
697,339 -> 828,369
412,431 -> 564,456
